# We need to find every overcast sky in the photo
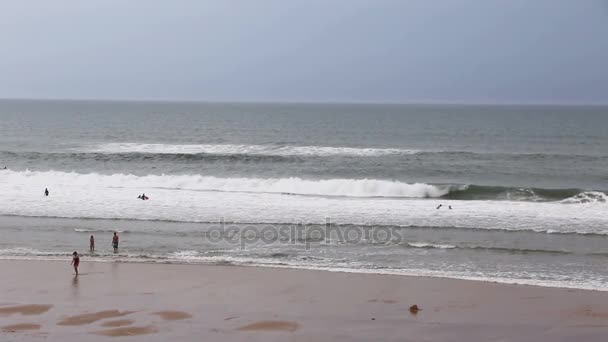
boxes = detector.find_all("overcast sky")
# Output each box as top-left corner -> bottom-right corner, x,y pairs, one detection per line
1,0 -> 607,104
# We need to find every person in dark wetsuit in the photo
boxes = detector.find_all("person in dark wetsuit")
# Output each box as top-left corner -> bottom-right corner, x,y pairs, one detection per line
436,204 -> 442,209
44,188 -> 49,196
112,232 -> 119,253
90,235 -> 95,253
71,251 -> 80,275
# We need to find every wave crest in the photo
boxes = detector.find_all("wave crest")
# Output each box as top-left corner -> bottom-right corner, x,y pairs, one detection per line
561,191 -> 607,204
1,170 -> 605,202
86,143 -> 419,157
1,170 -> 452,198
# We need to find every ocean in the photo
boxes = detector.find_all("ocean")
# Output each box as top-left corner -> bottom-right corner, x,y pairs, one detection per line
1,99 -> 607,290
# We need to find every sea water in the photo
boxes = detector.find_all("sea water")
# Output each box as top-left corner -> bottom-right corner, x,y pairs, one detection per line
0,100 -> 607,290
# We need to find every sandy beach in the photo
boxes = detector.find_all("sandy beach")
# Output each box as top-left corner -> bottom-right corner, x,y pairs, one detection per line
1,260 -> 607,341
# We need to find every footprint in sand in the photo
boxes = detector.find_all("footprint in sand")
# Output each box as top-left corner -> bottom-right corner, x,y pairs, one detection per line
237,321 -> 299,332
0,304 -> 52,316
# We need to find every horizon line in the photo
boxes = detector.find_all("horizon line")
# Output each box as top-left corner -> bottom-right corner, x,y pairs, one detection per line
1,96 -> 607,107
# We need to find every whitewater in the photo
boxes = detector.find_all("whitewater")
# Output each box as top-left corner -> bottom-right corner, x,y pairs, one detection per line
1,170 -> 606,234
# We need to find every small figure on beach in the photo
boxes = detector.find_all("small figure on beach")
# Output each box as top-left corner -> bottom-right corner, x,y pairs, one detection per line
436,204 -> 442,209
44,188 -> 49,196
90,235 -> 95,253
71,251 -> 80,275
112,232 -> 119,253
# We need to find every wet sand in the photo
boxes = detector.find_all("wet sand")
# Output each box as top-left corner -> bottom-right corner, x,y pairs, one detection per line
57,310 -> 135,326
0,260 -> 607,341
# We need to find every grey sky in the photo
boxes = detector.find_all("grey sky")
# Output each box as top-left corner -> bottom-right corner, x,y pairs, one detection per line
1,0 -> 607,104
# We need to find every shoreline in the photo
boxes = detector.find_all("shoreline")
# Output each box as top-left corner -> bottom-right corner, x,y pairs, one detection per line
2,259 -> 608,341
0,256 -> 605,292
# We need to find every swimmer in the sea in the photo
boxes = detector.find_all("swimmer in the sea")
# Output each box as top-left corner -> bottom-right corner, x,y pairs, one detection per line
436,204 -> 442,209
44,188 -> 49,196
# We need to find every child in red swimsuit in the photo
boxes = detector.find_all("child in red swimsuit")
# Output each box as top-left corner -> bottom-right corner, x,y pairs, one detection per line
71,251 -> 80,275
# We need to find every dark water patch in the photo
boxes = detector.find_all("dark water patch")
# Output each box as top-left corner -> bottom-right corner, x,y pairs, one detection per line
441,185 -> 605,202
0,151 -> 301,164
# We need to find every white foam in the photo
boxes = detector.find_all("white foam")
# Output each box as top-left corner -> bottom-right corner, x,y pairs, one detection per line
1,170 -> 607,235
0,247 -> 63,256
170,250 -> 200,259
0,170 -> 449,198
408,242 -> 456,249
561,191 -> 607,204
74,228 -> 125,233
86,143 -> 418,157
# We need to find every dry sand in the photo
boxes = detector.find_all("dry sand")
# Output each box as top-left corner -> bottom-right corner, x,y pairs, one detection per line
0,260 -> 607,342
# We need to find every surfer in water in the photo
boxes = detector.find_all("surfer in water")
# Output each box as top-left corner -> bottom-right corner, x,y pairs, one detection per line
44,188 -> 49,196
436,204 -> 442,209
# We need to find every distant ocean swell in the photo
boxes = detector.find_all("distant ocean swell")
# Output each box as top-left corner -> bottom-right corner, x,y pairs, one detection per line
1,170 -> 605,203
6,143 -> 608,159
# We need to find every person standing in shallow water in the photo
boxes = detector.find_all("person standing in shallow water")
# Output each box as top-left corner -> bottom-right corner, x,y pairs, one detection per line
112,232 -> 119,253
90,235 -> 95,253
71,251 -> 80,275
44,188 -> 49,196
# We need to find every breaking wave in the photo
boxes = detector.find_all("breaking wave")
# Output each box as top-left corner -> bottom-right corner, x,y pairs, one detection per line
1,170 -> 605,202
0,170 -> 453,198
441,185 -> 606,203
